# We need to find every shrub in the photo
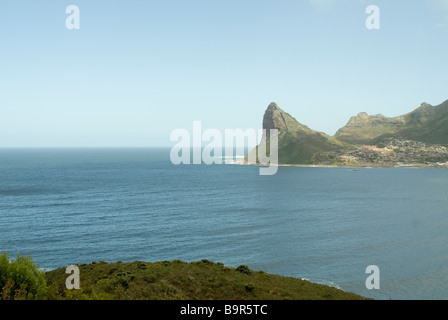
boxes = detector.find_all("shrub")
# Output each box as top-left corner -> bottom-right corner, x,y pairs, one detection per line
0,252 -> 47,300
245,283 -> 255,292
235,265 -> 251,275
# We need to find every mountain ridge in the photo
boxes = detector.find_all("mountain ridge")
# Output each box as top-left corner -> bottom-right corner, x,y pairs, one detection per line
335,100 -> 448,145
246,100 -> 448,166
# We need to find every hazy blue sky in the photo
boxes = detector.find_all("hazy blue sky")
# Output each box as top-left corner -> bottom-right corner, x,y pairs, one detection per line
1,0 -> 447,147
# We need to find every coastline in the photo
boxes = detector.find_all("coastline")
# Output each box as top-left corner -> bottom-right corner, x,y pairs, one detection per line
231,159 -> 448,169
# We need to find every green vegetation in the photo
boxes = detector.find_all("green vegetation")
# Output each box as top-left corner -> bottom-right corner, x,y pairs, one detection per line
45,259 -> 369,300
248,100 -> 448,165
335,101 -> 448,146
246,103 -> 352,165
0,253 -> 369,300
0,252 -> 47,300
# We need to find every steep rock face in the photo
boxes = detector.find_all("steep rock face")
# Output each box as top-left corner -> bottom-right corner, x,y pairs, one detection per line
262,102 -> 314,135
263,103 -> 287,132
247,99 -> 448,165
247,102 -> 350,164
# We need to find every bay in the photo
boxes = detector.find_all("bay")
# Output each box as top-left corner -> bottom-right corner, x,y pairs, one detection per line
1,148 -> 447,300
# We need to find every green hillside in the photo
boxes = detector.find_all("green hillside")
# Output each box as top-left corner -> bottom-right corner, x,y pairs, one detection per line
336,100 -> 448,145
247,100 -> 448,165
44,259 -> 368,300
246,103 -> 352,165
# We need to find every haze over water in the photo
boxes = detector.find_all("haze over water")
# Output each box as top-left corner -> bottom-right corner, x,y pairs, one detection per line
1,148 -> 447,300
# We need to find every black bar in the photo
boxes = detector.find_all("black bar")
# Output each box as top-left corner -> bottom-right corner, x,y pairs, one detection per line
1,299 -> 404,319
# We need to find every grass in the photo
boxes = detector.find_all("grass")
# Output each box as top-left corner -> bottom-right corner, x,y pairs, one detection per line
44,259 -> 370,300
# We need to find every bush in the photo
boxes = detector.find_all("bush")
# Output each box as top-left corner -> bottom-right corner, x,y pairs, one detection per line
201,259 -> 215,265
245,283 -> 255,292
0,252 -> 47,300
235,265 -> 251,275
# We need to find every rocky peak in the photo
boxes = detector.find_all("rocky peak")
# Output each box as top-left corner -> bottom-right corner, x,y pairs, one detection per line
419,102 -> 432,108
345,112 -> 390,128
267,102 -> 280,111
345,112 -> 370,127
263,102 -> 289,132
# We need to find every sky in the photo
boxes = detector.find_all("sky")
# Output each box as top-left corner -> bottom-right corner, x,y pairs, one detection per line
0,0 -> 447,147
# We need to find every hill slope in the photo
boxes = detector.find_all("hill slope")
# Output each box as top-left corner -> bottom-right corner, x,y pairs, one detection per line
246,103 -> 351,165
335,100 -> 448,145
246,100 -> 448,165
45,259 -> 368,300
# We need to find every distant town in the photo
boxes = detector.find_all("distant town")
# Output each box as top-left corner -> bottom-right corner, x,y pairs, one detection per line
314,138 -> 448,168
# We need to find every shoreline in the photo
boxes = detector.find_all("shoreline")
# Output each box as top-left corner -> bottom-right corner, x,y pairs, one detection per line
231,160 -> 448,169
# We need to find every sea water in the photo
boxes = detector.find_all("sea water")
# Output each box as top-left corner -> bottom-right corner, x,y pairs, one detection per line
1,148 -> 448,300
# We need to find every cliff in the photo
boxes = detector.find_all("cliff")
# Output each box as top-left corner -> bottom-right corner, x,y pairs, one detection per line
247,100 -> 448,166
246,103 -> 350,164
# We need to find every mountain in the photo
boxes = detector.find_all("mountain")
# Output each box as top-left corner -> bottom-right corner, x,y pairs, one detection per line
246,103 -> 351,164
335,100 -> 448,145
246,100 -> 448,166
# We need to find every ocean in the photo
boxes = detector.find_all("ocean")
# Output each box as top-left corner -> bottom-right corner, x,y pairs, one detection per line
1,148 -> 447,300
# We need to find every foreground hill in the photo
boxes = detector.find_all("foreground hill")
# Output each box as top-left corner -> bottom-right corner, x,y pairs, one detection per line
45,259 -> 368,300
